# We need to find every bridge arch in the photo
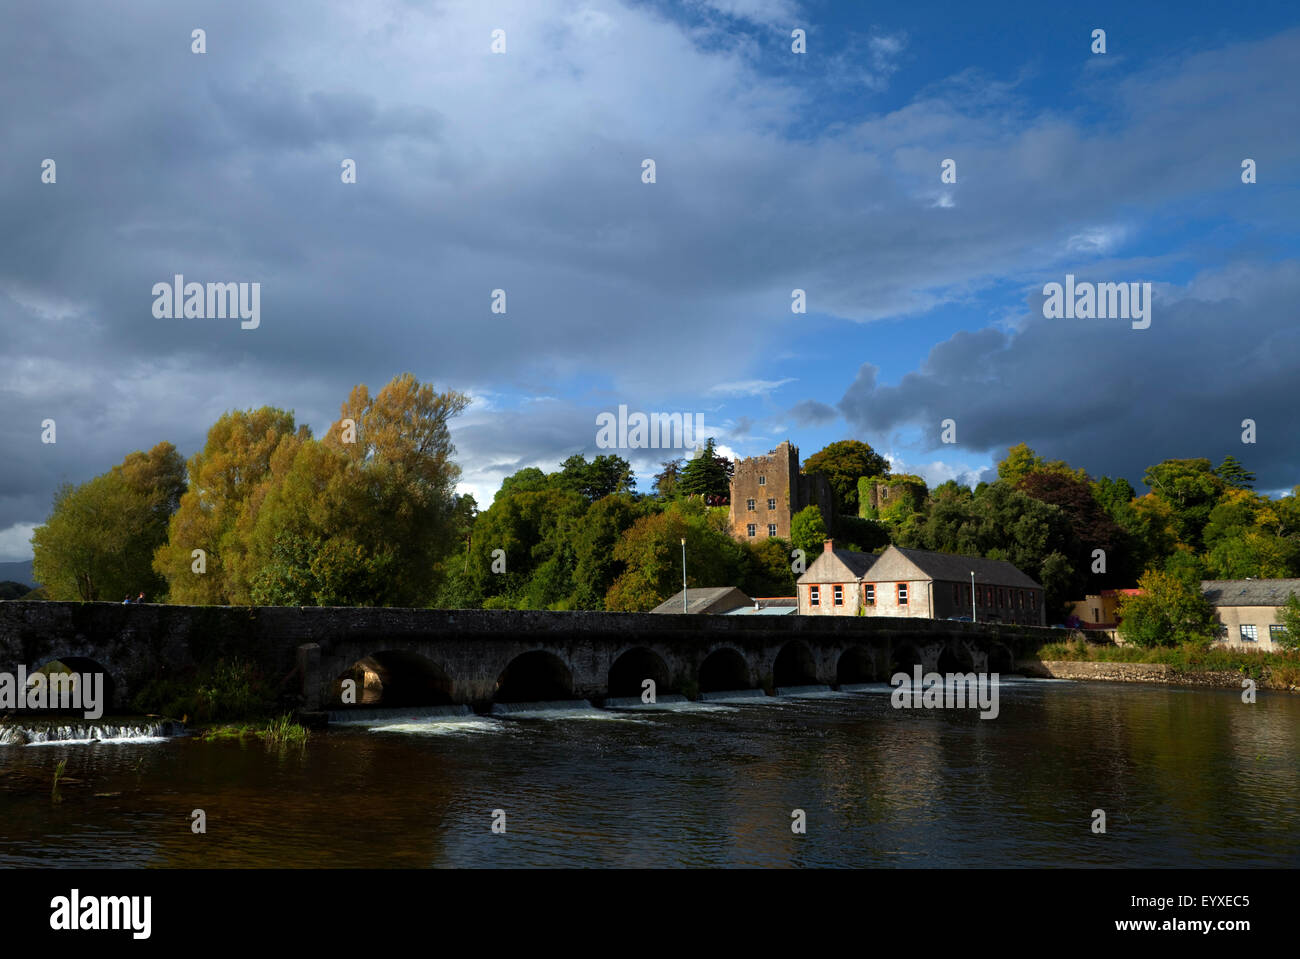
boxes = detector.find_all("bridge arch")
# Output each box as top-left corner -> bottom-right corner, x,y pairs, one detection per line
332,650 -> 455,708
773,640 -> 818,687
937,644 -> 975,674
836,645 -> 877,684
495,650 -> 574,703
889,641 -> 925,677
697,646 -> 751,694
987,643 -> 1015,674
608,647 -> 672,699
26,656 -> 119,713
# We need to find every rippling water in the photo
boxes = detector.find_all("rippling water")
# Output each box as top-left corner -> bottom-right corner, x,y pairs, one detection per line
2,679 -> 1297,867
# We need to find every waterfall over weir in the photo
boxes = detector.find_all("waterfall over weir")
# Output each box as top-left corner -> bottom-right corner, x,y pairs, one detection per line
328,705 -> 472,725
489,700 -> 595,716
0,721 -> 182,746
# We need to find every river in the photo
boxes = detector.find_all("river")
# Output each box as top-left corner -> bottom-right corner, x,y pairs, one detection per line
2,678 -> 1297,867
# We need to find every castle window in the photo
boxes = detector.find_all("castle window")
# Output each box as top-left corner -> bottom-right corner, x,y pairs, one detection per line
833,585 -> 843,606
809,586 -> 820,607
746,523 -> 756,537
758,475 -> 766,486
747,498 -> 756,511
768,524 -> 777,537
767,498 -> 776,510
897,583 -> 908,605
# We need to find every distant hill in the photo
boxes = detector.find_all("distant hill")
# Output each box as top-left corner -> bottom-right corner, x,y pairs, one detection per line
0,560 -> 35,589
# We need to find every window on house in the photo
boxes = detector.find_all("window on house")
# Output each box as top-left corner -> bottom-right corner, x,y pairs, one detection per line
1093,607 -> 1100,622
864,584 -> 875,606
1240,624 -> 1258,642
758,475 -> 766,486
953,583 -> 960,603
746,523 -> 756,537
1030,592 -> 1037,609
897,583 -> 908,605
809,586 -> 820,607
767,498 -> 776,510
768,524 -> 777,537
747,498 -> 755,511
1270,625 -> 1287,641
833,585 -> 843,606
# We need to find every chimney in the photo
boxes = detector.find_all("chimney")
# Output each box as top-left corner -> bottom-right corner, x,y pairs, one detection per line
823,539 -> 834,553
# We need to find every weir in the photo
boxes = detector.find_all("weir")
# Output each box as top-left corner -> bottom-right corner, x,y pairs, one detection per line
0,603 -> 1105,720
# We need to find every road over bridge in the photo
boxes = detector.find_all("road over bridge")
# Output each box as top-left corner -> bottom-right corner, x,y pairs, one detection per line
0,602 -> 1100,715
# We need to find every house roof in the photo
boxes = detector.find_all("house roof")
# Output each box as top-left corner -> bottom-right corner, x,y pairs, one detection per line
883,546 -> 1043,589
722,604 -> 798,615
650,586 -> 752,615
795,546 -> 878,584
1201,579 -> 1300,607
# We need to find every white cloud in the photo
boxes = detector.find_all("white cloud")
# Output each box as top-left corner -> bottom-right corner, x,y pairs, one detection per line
708,378 -> 797,397
0,523 -> 36,562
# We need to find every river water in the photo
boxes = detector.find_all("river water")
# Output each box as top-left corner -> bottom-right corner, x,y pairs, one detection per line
2,678 -> 1297,867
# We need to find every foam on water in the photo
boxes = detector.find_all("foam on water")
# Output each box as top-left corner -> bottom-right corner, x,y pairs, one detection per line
365,718 -> 501,737
329,704 -> 473,725
490,700 -> 648,721
775,685 -> 837,698
699,689 -> 770,702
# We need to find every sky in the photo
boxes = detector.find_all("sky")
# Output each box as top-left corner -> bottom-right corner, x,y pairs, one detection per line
2,0 -> 1298,561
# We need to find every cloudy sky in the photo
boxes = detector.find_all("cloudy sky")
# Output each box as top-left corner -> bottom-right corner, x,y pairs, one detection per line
2,0 -> 1298,561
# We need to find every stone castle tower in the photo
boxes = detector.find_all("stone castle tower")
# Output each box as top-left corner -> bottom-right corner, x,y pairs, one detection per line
727,441 -> 834,542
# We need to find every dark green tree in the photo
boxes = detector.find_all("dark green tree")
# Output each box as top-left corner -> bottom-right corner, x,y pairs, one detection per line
802,440 -> 889,516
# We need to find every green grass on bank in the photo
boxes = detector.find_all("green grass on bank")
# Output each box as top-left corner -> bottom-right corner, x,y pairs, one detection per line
194,714 -> 309,745
1035,638 -> 1300,686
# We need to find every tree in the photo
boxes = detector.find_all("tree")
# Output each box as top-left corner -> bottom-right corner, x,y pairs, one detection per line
802,440 -> 889,516
1142,458 -> 1225,550
604,503 -> 743,611
554,453 -> 635,502
997,443 -> 1086,486
790,504 -> 829,557
1276,594 -> 1300,652
0,581 -> 28,600
33,442 -> 186,601
653,458 -> 684,499
154,407 -> 307,604
321,373 -> 470,604
1214,455 -> 1256,490
1117,569 -> 1218,648
677,438 -> 732,500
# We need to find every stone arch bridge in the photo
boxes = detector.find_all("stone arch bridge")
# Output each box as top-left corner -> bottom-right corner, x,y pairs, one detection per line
0,603 -> 1098,716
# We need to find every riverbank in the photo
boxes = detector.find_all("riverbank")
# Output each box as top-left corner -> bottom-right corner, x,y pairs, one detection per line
1022,639 -> 1300,691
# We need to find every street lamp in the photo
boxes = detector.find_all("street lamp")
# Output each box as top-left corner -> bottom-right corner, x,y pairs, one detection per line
970,571 -> 976,623
681,538 -> 688,613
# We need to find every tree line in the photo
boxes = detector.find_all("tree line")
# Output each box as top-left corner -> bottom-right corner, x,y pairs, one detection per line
24,386 -> 1300,649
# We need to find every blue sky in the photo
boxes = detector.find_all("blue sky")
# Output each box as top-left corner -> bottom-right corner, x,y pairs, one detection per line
1,0 -> 1298,560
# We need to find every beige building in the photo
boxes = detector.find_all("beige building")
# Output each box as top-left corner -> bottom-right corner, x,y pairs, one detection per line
797,543 -> 1046,625
727,440 -> 833,542
1067,589 -> 1141,628
1203,579 -> 1300,651
795,541 -> 879,616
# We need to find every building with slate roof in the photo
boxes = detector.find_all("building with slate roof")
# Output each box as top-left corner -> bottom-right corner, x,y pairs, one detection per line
650,586 -> 753,615
1203,578 -> 1300,651
797,542 -> 1045,624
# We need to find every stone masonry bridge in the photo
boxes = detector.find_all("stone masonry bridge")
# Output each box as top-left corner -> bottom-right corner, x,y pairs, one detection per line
0,602 -> 1104,717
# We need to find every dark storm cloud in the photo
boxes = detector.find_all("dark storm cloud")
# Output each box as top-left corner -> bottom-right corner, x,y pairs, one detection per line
838,262 -> 1300,489
788,399 -> 838,426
